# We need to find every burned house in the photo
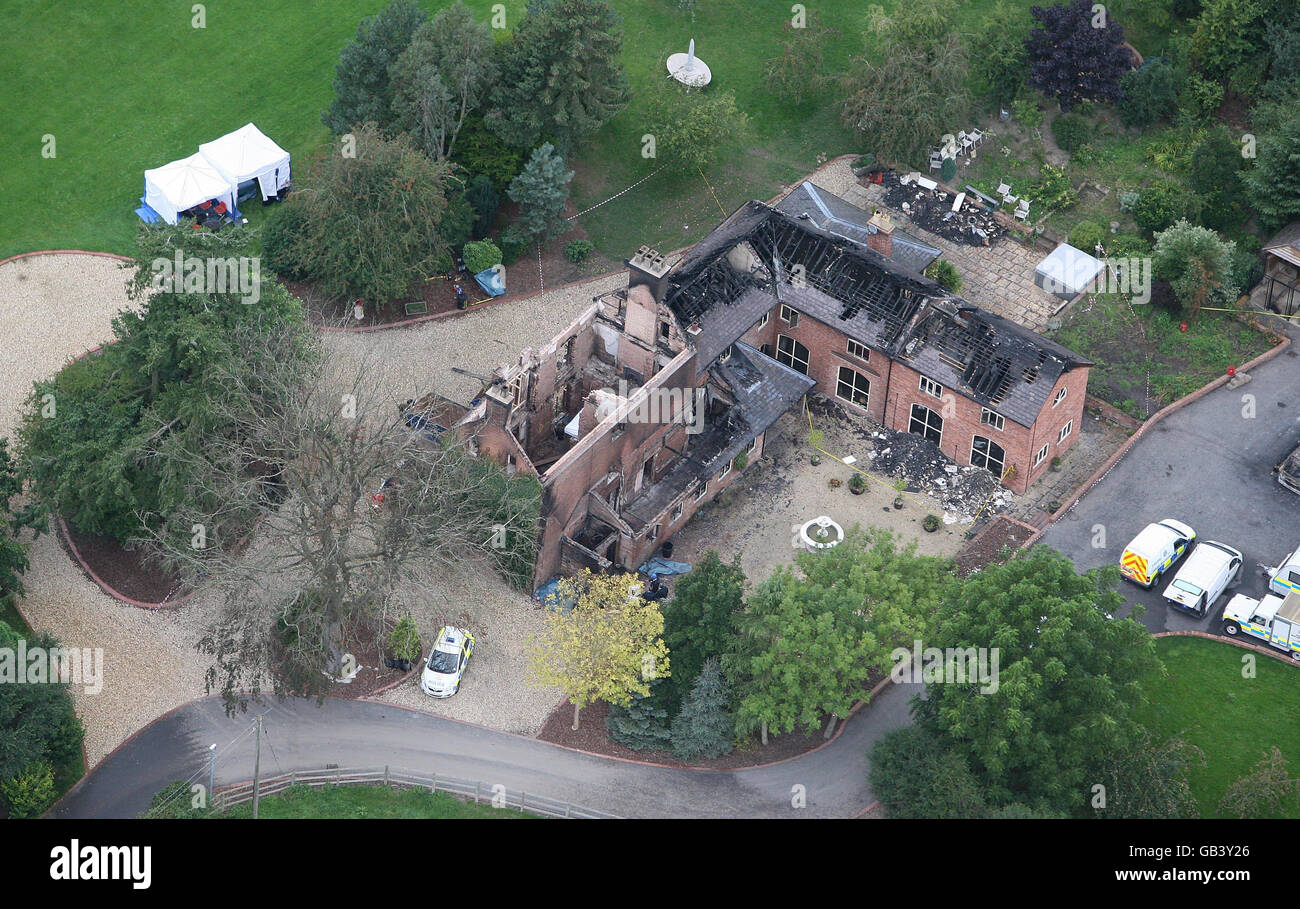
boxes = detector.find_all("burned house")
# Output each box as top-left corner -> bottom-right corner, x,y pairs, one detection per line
445,184 -> 1089,591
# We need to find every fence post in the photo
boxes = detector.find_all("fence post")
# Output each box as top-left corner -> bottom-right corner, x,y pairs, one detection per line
430,772 -> 437,794
290,770 -> 296,787
520,791 -> 526,813
475,781 -> 481,804
384,765 -> 390,787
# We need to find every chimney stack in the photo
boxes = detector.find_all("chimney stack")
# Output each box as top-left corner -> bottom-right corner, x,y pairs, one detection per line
866,209 -> 894,260
627,245 -> 672,302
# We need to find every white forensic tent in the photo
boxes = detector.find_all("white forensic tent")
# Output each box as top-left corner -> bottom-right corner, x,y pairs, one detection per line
143,153 -> 238,225
199,123 -> 291,202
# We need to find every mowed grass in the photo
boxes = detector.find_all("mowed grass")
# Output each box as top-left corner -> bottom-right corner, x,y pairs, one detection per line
219,784 -> 539,818
3,0 -> 1047,261
1139,636 -> 1300,818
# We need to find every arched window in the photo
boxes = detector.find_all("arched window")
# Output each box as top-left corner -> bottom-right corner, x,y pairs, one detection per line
909,404 -> 943,445
970,435 -> 1006,476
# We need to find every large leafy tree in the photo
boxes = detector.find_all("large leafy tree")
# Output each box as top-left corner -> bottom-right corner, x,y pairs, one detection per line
323,0 -> 427,135
389,3 -> 498,160
503,143 -> 573,247
486,0 -> 630,152
1026,0 -> 1133,110
1188,0 -> 1265,81
643,83 -> 748,173
661,549 -> 745,705
971,2 -> 1033,103
1240,104 -> 1300,233
727,529 -> 953,742
1152,219 -> 1239,315
763,12 -> 837,105
528,571 -> 670,729
1094,730 -> 1204,818
914,546 -> 1158,815
271,123 -> 458,306
838,0 -> 972,167
869,726 -> 989,819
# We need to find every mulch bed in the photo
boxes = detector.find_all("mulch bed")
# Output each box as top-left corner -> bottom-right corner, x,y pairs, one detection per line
325,624 -> 416,700
953,514 -> 1034,577
59,521 -> 187,604
291,201 -> 616,330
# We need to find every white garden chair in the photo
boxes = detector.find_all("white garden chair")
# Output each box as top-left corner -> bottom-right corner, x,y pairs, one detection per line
1014,199 -> 1031,221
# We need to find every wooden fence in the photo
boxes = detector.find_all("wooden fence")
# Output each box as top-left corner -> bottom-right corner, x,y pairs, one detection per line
212,765 -> 619,819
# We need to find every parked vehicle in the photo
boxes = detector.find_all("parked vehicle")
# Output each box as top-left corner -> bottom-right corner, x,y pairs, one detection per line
1266,542 -> 1300,597
420,626 -> 475,698
1162,541 -> 1242,616
1222,591 -> 1300,660
1118,519 -> 1196,589
1276,442 -> 1300,496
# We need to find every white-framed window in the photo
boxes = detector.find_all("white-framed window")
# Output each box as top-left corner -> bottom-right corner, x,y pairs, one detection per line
776,334 -> 810,375
694,480 -> 709,501
970,436 -> 1006,476
836,366 -> 871,409
756,311 -> 769,329
748,436 -> 759,454
846,339 -> 870,361
909,404 -> 944,446
1053,386 -> 1067,408
648,524 -> 659,542
779,304 -> 797,324
1034,444 -> 1050,468
1058,420 -> 1073,443
718,461 -> 731,481
980,408 -> 1004,431
671,502 -> 683,521
919,376 -> 943,399
508,373 -> 526,405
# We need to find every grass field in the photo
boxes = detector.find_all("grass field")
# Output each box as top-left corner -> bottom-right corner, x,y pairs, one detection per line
2,0 -> 1069,261
1139,636 -> 1300,818
218,784 -> 538,818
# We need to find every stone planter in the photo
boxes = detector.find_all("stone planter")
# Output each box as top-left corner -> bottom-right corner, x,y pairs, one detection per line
893,496 -> 905,509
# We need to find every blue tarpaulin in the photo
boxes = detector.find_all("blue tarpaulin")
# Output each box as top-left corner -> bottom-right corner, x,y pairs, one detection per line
638,558 -> 693,577
533,577 -> 578,613
475,266 -> 506,297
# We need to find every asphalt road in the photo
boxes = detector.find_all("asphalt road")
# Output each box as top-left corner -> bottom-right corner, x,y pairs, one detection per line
1042,340 -> 1300,636
52,678 -> 922,819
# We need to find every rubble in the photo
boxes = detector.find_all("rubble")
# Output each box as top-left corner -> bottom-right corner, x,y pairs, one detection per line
880,171 -> 1008,247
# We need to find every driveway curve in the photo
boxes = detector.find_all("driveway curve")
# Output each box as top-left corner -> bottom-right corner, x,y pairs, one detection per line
53,681 -> 921,819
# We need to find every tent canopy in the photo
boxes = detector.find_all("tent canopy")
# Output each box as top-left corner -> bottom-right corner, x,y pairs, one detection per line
142,153 -> 237,225
198,123 -> 291,201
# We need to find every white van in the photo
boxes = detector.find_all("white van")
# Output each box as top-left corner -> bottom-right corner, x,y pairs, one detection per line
1119,519 -> 1196,589
1267,543 -> 1300,597
1162,540 -> 1243,616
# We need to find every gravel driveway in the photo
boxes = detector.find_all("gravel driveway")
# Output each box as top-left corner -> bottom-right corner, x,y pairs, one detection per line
0,254 -> 615,766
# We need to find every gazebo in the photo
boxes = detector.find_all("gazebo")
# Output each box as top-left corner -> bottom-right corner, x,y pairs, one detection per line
1261,222 -> 1300,318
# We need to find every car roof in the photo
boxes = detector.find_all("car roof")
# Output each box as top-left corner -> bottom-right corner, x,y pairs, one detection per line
1175,541 -> 1240,582
433,626 -> 466,653
1127,522 -> 1181,556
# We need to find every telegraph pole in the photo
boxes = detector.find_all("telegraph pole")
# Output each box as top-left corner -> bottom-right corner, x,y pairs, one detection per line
207,743 -> 216,810
252,714 -> 263,819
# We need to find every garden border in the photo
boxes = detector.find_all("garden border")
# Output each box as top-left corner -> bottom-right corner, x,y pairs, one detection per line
1153,629 -> 1300,669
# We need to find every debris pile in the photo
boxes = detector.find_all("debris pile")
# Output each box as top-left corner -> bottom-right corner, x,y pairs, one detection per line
864,425 -> 1011,522
881,172 -> 1008,247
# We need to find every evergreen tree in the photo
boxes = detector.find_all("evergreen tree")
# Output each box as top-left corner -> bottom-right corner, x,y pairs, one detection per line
670,659 -> 734,761
605,680 -> 674,750
486,0 -> 630,152
323,0 -> 427,135
1240,104 -> 1300,233
466,176 -> 500,239
662,550 -> 744,707
504,143 -> 573,246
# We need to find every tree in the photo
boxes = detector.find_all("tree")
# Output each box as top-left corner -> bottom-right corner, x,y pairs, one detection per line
1131,179 -> 1202,234
323,0 -> 428,135
1152,219 -> 1239,315
466,176 -> 500,238
389,3 -> 498,161
727,529 -> 953,742
1118,61 -> 1181,127
1219,746 -> 1300,818
1190,128 -> 1247,230
0,630 -> 84,808
1240,105 -> 1300,233
1026,0 -> 1133,110
869,726 -> 989,818
503,143 -> 573,247
914,547 -> 1158,815
671,659 -> 734,761
0,440 -> 42,605
605,679 -> 674,750
644,83 -> 748,173
528,571 -> 670,730
971,2 -> 1032,103
1188,0 -> 1265,81
662,550 -> 745,705
1094,730 -> 1204,818
140,328 -> 541,706
839,0 -> 972,166
271,124 -> 458,307
486,0 -> 630,152
763,13 -> 837,105
1262,19 -> 1300,101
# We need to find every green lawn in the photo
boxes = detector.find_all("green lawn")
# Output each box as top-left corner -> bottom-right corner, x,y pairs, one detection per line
218,784 -> 538,818
2,0 -> 1053,261
1139,636 -> 1300,818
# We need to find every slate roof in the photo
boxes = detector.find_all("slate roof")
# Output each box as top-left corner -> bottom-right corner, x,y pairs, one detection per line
776,181 -> 942,275
693,285 -> 776,366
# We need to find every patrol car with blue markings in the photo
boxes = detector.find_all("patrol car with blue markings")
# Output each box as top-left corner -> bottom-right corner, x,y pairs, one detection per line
420,626 -> 475,698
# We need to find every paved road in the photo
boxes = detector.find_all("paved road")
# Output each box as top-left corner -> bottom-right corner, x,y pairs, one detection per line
1042,339 -> 1300,635
52,679 -> 922,819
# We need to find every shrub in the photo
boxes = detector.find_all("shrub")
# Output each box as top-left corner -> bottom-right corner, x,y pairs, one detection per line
1118,61 -> 1181,127
924,259 -> 962,291
463,239 -> 503,275
1152,218 -> 1239,313
261,202 -> 311,282
1191,128 -> 1248,231
565,240 -> 594,264
940,157 -> 957,182
605,683 -> 673,750
143,780 -> 207,819
1119,190 -> 1140,212
1177,72 -> 1225,123
500,234 -> 529,266
922,514 -> 941,532
731,451 -> 748,472
1030,164 -> 1079,211
1109,232 -> 1152,258
848,473 -> 866,492
1069,220 -> 1107,253
1012,98 -> 1043,130
1132,180 -> 1202,234
388,615 -> 421,663
1051,112 -> 1091,153
869,726 -> 988,818
1,762 -> 55,819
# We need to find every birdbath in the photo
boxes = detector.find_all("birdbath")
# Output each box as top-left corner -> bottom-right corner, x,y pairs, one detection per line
667,38 -> 712,89
799,516 -> 844,552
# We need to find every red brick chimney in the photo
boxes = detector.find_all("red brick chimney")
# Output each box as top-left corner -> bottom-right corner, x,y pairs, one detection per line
867,210 -> 894,260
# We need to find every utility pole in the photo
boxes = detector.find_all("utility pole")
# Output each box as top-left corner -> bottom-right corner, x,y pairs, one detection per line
207,743 -> 216,811
252,714 -> 263,819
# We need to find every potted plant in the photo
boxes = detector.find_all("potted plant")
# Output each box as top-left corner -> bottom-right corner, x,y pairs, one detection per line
809,428 -> 824,466
828,477 -> 842,489
1050,455 -> 1062,472
849,473 -> 866,495
892,478 -> 907,509
922,514 -> 941,533
387,615 -> 422,672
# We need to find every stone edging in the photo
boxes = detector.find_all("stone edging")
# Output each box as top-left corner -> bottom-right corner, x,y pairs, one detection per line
1021,332 -> 1293,548
55,514 -> 194,610
0,249 -> 132,269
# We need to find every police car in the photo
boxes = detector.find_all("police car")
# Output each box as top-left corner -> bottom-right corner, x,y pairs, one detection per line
1118,519 -> 1196,589
420,626 -> 475,698
1161,540 -> 1243,617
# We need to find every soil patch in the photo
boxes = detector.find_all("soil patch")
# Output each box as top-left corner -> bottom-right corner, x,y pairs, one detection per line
324,620 -> 417,700
59,521 -> 187,604
954,515 -> 1035,577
